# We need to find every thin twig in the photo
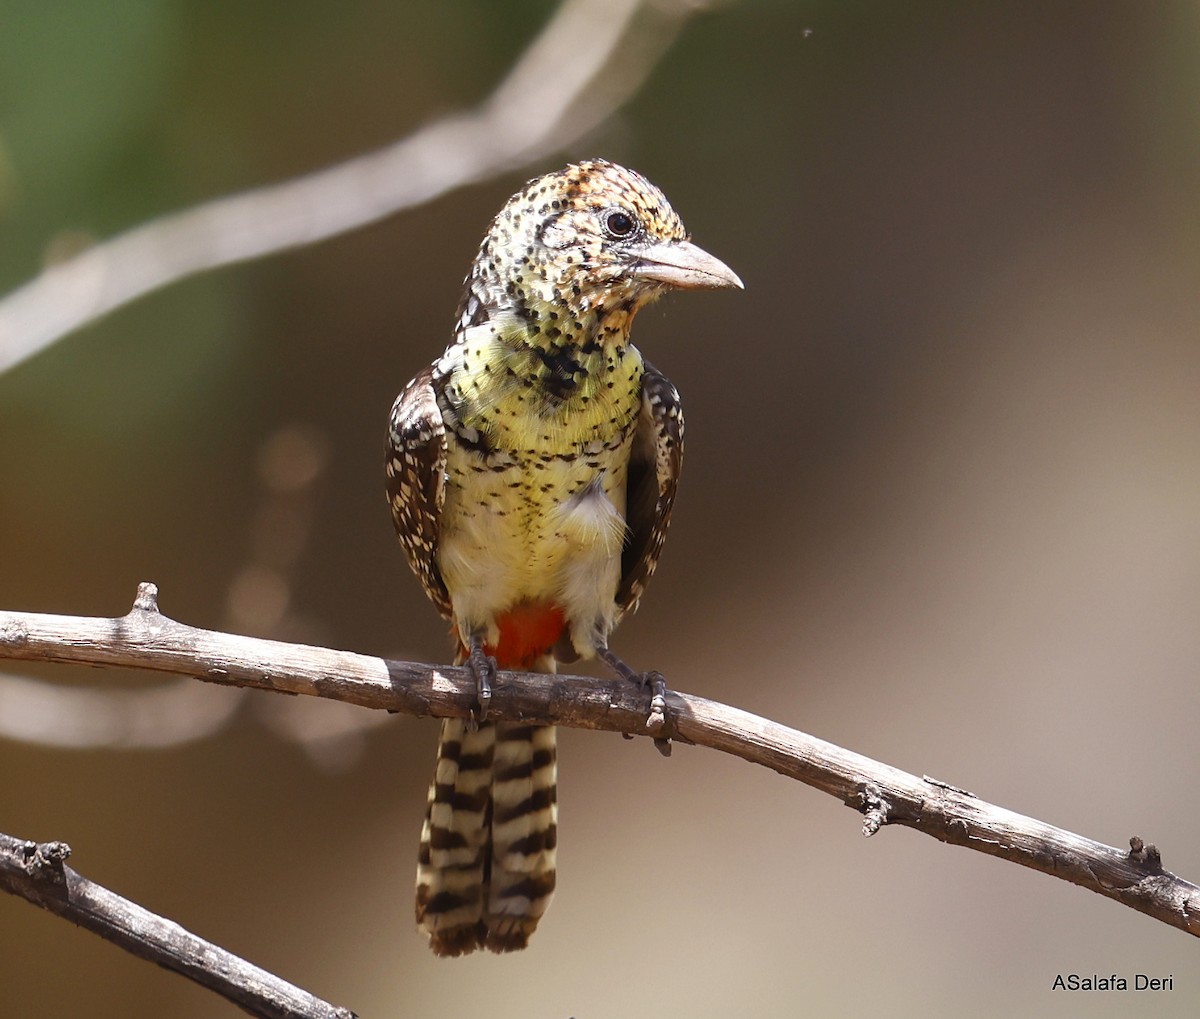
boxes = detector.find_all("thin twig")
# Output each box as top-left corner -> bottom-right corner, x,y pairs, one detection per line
2,582 -> 1197,941
0,831 -> 355,1019
0,0 -> 702,375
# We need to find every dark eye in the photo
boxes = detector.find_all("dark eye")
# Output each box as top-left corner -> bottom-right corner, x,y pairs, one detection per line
602,209 -> 638,239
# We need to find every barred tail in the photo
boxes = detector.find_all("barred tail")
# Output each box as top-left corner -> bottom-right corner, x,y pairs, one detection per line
416,709 -> 558,955
485,721 -> 557,951
416,717 -> 495,957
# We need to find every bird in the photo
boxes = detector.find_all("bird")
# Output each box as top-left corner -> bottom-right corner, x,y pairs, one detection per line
386,158 -> 741,956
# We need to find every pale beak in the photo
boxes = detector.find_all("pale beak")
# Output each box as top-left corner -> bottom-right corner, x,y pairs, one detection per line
631,239 -> 744,291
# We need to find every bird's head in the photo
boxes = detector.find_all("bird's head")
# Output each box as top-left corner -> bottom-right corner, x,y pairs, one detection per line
461,159 -> 742,333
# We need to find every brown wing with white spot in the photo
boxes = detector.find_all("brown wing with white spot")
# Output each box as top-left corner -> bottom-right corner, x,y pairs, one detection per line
616,361 -> 684,617
386,363 -> 452,618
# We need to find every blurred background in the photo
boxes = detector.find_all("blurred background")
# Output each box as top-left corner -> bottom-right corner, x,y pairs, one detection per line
2,1 -> 1199,1015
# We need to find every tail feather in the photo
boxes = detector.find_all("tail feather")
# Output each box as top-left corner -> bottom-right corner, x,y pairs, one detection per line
416,660 -> 558,956
416,718 -> 494,956
485,722 -> 557,951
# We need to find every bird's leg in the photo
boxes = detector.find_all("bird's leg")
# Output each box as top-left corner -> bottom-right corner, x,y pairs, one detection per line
596,645 -> 671,756
465,632 -> 496,728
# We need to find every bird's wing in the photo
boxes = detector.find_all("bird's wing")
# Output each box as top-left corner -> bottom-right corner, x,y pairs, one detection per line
387,363 -> 453,618
616,360 -> 684,617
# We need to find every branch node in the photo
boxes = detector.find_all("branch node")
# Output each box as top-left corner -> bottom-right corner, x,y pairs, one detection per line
21,839 -> 72,884
855,783 -> 892,837
131,582 -> 161,615
947,817 -> 971,842
1128,835 -> 1164,873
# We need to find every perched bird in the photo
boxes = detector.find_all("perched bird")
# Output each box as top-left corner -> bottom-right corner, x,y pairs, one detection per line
386,159 -> 741,956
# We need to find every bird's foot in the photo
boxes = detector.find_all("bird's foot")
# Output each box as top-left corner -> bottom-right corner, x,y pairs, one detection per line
597,646 -> 672,757
466,638 -> 497,729
642,670 -> 669,735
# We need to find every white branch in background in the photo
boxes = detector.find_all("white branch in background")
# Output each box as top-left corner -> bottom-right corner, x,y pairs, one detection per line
0,0 -> 708,374
0,674 -> 243,749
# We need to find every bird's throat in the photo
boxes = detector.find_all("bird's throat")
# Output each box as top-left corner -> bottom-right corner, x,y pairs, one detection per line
450,306 -> 645,451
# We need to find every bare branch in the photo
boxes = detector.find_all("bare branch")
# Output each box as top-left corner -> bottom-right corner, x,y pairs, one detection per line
2,582 -> 1197,940
0,0 -> 704,374
0,832 -> 355,1019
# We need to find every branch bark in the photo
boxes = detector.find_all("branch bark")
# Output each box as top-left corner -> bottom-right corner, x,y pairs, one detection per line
0,831 -> 355,1019
2,582 -> 1197,945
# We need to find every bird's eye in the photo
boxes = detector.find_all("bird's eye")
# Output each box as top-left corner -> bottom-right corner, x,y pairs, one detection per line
602,209 -> 639,239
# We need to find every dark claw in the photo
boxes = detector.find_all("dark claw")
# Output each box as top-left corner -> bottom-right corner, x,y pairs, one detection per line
643,670 -> 667,735
467,640 -> 496,728
596,646 -> 671,745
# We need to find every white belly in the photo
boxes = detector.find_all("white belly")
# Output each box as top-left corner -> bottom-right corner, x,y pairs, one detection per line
438,439 -> 631,656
